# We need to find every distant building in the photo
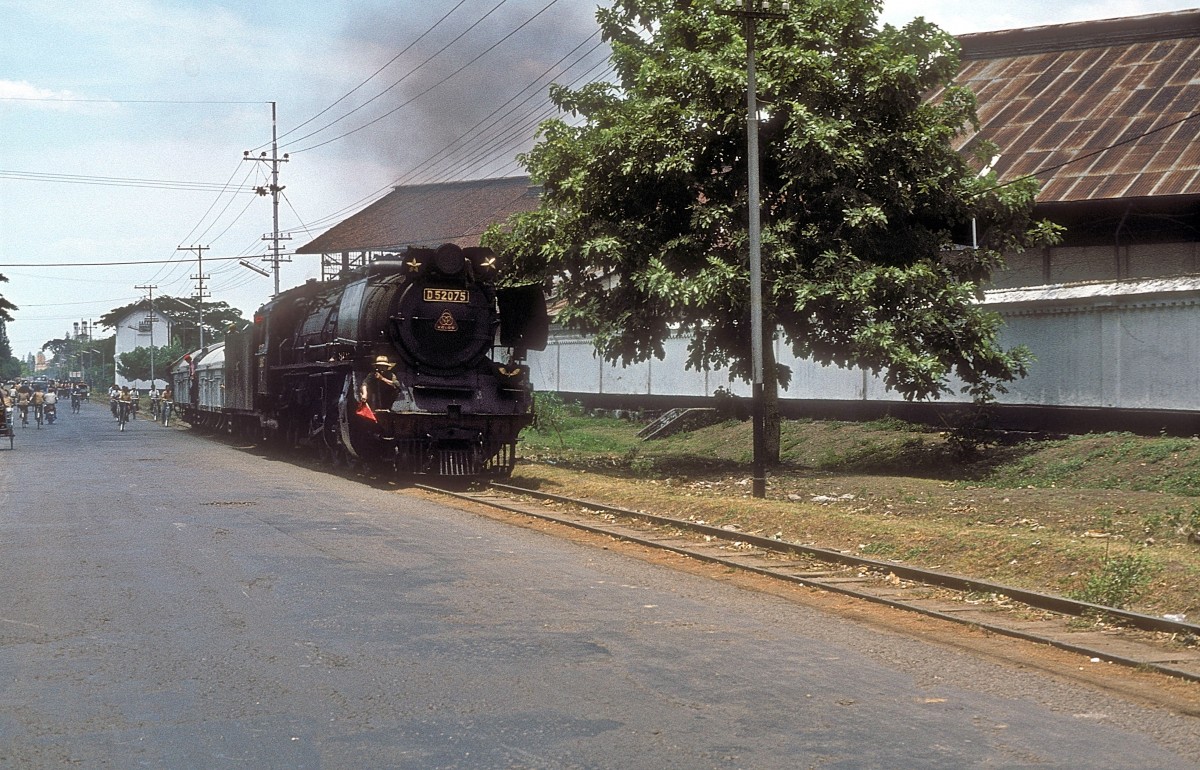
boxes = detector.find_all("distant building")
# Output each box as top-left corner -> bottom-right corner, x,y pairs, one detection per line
111,305 -> 173,391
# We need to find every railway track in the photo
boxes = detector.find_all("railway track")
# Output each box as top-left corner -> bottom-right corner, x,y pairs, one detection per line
419,481 -> 1200,684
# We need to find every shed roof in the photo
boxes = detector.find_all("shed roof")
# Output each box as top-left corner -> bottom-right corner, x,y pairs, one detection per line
951,10 -> 1200,204
296,176 -> 540,254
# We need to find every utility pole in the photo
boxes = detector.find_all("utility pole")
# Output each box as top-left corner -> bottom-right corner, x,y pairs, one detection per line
244,101 -> 291,296
717,0 -> 788,499
177,245 -> 210,349
135,284 -> 158,387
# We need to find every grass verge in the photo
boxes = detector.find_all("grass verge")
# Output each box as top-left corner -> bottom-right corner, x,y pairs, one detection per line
516,409 -> 1200,621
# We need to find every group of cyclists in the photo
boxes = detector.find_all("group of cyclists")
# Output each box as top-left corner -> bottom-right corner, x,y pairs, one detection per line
0,378 -> 174,433
106,383 -> 174,430
0,378 -> 75,429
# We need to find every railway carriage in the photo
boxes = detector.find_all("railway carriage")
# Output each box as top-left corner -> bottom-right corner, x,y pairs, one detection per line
170,243 -> 547,478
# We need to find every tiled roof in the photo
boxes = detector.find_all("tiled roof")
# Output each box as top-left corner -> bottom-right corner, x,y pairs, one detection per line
951,10 -> 1200,203
296,176 -> 540,254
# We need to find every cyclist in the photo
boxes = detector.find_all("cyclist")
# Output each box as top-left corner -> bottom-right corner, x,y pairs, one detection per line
148,385 -> 161,419
15,383 -> 31,427
117,386 -> 133,431
31,388 -> 44,428
160,386 -> 173,426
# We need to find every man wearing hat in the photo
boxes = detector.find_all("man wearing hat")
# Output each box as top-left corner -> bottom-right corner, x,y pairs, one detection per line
360,355 -> 401,412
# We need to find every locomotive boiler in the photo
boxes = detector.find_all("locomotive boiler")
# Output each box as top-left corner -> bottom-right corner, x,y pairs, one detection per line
172,243 -> 548,477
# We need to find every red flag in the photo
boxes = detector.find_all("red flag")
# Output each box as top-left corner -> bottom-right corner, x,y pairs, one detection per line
355,401 -> 378,423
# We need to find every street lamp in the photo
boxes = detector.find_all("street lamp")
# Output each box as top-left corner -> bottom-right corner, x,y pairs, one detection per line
718,0 -> 789,499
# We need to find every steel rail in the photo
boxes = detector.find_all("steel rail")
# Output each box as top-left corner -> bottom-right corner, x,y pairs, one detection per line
417,482 -> 1200,684
489,483 -> 1200,638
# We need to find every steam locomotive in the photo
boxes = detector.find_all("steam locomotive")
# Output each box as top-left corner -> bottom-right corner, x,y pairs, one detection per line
170,243 -> 548,477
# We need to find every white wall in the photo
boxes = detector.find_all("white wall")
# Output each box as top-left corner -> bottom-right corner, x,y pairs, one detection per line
527,276 -> 1200,413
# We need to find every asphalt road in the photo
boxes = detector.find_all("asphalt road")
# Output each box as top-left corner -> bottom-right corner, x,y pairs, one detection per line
0,402 -> 1196,769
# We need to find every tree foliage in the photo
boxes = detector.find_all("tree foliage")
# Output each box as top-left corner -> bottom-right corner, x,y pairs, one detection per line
116,342 -> 186,383
40,334 -> 116,385
99,296 -> 246,351
0,273 -> 16,324
486,0 -> 1059,404
0,319 -> 19,380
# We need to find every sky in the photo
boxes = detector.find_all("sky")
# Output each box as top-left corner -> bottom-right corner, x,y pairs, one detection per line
2,0 -> 1198,362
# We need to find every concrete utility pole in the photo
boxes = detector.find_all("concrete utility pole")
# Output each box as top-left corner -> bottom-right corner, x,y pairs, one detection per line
244,101 -> 291,296
177,245 -> 210,349
717,0 -> 789,499
135,284 -> 158,387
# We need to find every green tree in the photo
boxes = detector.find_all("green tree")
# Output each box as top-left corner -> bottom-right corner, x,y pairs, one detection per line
0,319 -> 19,380
486,0 -> 1059,462
0,273 -> 16,324
116,342 -> 185,383
99,297 -> 247,352
0,274 -> 19,379
41,334 -> 116,385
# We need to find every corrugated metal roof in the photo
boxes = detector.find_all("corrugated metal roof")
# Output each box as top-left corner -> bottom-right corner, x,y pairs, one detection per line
296,176 -> 540,254
983,274 -> 1200,306
952,10 -> 1200,204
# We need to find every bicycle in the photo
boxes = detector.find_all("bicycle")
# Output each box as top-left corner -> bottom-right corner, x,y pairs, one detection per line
33,403 -> 43,429
117,401 -> 131,431
71,393 -> 82,414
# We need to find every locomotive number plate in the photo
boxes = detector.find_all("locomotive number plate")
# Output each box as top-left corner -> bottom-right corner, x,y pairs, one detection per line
423,288 -> 469,303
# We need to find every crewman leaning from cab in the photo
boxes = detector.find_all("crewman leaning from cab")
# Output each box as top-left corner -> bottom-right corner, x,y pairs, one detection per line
359,355 -> 401,442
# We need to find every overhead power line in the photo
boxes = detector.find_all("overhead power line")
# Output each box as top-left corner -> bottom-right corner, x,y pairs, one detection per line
277,0 -> 514,153
287,0 -> 565,155
257,0 -> 476,152
0,169 -> 257,192
0,96 -> 266,105
0,255 -> 250,268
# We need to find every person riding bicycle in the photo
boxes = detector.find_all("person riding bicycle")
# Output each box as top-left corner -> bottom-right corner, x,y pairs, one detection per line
117,386 -> 133,429
108,384 -> 120,419
149,385 -> 161,418
160,386 -> 173,426
15,383 -> 31,426
30,388 -> 44,425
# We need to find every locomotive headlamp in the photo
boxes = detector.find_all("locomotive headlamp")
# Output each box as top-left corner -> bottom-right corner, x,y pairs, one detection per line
432,244 -> 466,276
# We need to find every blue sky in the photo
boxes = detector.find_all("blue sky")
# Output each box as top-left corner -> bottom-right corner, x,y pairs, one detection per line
2,0 -> 1197,360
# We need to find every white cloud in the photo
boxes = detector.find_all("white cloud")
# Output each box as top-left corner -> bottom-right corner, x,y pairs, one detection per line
879,0 -> 1200,33
0,80 -> 105,111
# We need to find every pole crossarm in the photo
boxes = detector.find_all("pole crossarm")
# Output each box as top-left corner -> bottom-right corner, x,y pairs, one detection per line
243,101 -> 290,296
177,245 -> 210,349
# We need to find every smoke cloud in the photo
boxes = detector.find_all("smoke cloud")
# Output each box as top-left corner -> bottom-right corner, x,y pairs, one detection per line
332,0 -> 610,182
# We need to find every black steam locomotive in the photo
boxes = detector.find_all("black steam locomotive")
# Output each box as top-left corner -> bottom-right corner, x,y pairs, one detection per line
171,243 -> 548,477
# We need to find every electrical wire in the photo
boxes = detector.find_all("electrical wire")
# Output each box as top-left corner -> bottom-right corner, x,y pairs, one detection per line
0,169 -> 257,192
396,32 -> 607,183
277,0 -> 515,152
254,0 -> 477,152
286,0 -> 565,155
